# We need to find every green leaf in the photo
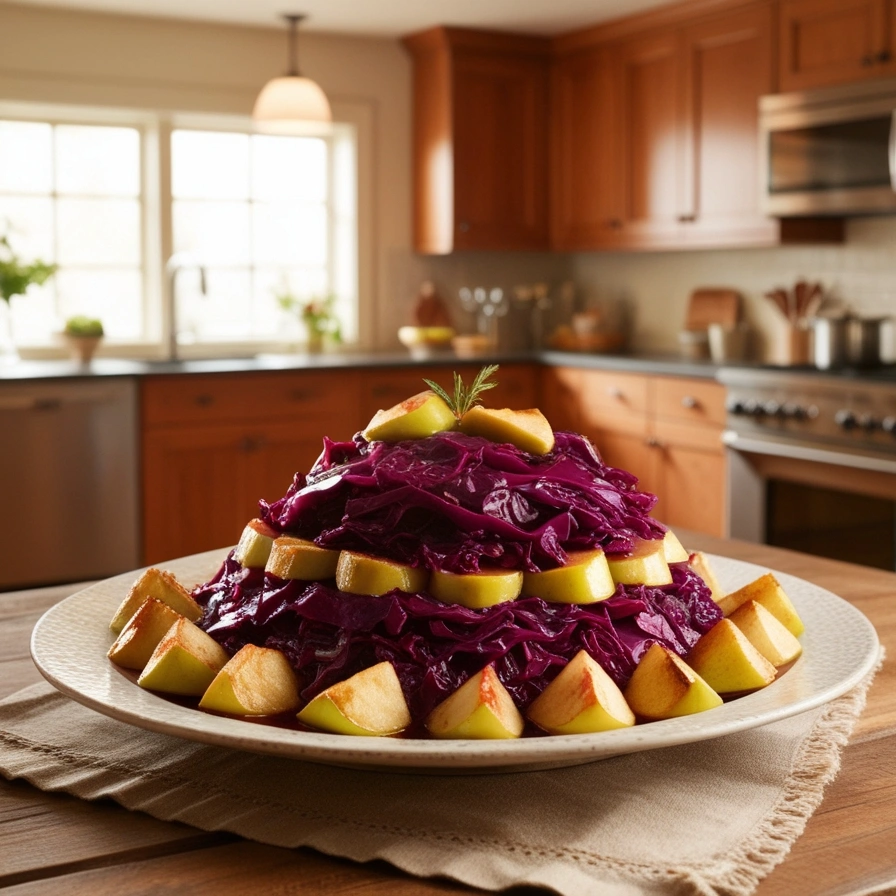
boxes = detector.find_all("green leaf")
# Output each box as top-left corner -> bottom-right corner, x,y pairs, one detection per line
424,364 -> 499,418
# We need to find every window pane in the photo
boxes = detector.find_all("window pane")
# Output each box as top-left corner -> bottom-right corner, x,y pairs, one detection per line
55,268 -> 143,338
172,131 -> 249,200
0,196 -> 55,259
57,198 -> 141,265
55,126 -> 140,196
173,199 -> 251,265
252,201 -> 327,266
251,135 -> 327,202
182,268 -> 252,340
0,121 -> 52,194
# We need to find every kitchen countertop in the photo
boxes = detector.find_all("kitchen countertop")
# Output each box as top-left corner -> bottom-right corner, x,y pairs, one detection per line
1,532 -> 893,894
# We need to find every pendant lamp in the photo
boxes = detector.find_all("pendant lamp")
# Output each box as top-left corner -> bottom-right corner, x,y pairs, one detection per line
253,13 -> 331,134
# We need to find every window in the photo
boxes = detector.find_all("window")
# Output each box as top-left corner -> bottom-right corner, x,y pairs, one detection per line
0,106 -> 358,354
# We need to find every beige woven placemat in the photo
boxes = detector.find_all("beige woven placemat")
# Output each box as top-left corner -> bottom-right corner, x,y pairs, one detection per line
0,658 -> 880,896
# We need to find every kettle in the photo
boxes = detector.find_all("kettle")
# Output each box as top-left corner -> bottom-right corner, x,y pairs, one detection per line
811,315 -> 891,369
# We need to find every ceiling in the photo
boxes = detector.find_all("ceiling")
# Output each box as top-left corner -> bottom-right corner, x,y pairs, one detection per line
11,0 -> 676,37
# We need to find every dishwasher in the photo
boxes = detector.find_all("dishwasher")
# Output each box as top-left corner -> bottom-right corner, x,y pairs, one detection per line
0,377 -> 141,590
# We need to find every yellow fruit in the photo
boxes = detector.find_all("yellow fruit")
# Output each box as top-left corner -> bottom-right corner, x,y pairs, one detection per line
687,618 -> 777,694
717,572 -> 805,636
335,550 -> 429,596
199,644 -> 301,716
606,538 -> 673,586
425,665 -> 524,739
362,390 -> 456,442
527,650 -> 635,734
233,518 -> 278,569
459,405 -> 555,454
689,551 -> 725,602
297,661 -> 411,736
138,617 -> 230,696
107,598 -> 182,671
266,536 -> 340,580
109,567 -> 201,634
727,600 -> 803,667
662,529 -> 690,564
429,567 -> 523,609
521,550 -> 616,604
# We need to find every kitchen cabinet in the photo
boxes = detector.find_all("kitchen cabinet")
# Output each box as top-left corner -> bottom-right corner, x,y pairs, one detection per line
403,27 -> 551,254
140,370 -> 362,565
540,366 -> 728,537
778,0 -> 896,91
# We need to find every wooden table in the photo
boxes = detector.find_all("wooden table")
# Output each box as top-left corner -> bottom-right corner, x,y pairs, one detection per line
1,534 -> 894,895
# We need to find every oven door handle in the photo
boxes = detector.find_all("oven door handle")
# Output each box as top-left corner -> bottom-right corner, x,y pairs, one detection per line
722,430 -> 896,475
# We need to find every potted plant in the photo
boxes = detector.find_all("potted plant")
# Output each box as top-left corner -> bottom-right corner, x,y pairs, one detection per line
63,315 -> 104,364
0,232 -> 57,363
276,288 -> 342,352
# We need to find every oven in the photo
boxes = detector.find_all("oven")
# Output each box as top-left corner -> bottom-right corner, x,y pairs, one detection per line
719,367 -> 896,571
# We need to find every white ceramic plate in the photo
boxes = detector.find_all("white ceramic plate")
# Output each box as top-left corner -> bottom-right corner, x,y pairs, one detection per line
31,549 -> 880,773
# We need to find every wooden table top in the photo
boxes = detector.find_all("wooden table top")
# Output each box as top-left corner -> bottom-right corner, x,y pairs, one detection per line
1,533 -> 894,895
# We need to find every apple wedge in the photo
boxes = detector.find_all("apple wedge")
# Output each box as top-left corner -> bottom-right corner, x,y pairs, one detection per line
109,567 -> 201,634
233,518 -> 278,569
199,644 -> 300,716
362,390 -> 456,442
425,665 -> 524,739
296,661 -> 411,736
527,650 -> 635,734
521,550 -> 616,604
335,550 -> 429,596
266,536 -> 340,580
728,600 -> 803,667
623,643 -> 723,720
662,529 -> 690,564
717,572 -> 805,637
138,617 -> 230,696
429,567 -> 523,609
107,598 -> 183,671
687,618 -> 777,694
458,405 -> 555,455
606,538 -> 673,586
689,551 -> 725,602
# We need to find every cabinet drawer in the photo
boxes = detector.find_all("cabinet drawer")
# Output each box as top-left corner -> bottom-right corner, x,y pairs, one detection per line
142,371 -> 359,430
578,369 -> 650,435
653,377 -> 726,427
653,418 -> 725,453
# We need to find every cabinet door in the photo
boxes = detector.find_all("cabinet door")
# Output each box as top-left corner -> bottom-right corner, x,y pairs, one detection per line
649,442 -> 727,536
680,5 -> 778,247
551,46 -> 624,249
611,30 -> 684,248
452,49 -> 550,250
778,0 -> 896,91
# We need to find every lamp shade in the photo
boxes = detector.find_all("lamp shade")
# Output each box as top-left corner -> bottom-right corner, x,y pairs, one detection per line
253,76 -> 331,134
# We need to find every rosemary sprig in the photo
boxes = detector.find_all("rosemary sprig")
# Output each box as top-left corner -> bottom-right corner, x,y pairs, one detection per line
424,364 -> 499,418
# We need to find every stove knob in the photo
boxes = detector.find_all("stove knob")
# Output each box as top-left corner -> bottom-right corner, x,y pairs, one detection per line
726,399 -> 747,415
858,413 -> 879,432
834,409 -> 858,430
781,402 -> 805,419
761,399 -> 782,417
882,415 -> 896,435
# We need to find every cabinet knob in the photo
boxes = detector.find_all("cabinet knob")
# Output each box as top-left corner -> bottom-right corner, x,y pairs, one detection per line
607,386 -> 624,400
608,218 -> 623,230
878,50 -> 892,64
458,221 -> 470,233
680,395 -> 699,409
862,54 -> 875,66
194,394 -> 214,407
646,436 -> 663,448
677,214 -> 696,223
289,388 -> 314,402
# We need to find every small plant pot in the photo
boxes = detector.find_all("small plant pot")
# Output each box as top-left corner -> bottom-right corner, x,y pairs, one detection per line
65,334 -> 103,364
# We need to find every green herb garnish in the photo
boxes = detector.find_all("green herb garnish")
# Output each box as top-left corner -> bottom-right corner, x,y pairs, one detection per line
424,364 -> 499,419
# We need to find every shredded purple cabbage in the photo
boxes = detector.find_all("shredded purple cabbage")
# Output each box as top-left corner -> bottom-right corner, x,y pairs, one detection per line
191,429 -> 722,726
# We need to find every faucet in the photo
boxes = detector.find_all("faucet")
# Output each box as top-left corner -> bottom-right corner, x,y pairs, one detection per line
165,253 -> 208,360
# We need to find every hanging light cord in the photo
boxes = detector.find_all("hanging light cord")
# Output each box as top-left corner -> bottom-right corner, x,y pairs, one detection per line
283,13 -> 305,77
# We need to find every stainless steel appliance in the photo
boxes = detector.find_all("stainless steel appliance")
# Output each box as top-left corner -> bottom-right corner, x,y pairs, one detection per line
759,77 -> 896,216
720,367 -> 896,570
0,378 -> 140,590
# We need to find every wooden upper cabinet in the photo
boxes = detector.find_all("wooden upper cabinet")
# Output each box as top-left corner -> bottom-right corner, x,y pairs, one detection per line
678,3 -> 780,247
403,27 -> 550,254
778,0 -> 896,91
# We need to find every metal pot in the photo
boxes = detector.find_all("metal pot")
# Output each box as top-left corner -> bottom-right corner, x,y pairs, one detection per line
811,316 -> 851,369
848,316 -> 890,368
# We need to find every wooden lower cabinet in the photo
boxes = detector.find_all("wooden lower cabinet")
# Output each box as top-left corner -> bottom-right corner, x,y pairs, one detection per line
541,366 -> 728,538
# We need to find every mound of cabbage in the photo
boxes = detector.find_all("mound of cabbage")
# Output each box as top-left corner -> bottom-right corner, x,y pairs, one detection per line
194,430 -> 721,723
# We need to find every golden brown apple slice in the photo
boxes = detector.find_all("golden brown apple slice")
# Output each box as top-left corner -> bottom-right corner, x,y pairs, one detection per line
717,572 -> 805,636
138,617 -> 230,696
296,661 -> 411,736
520,550 -> 615,604
606,538 -> 673,586
727,600 -> 803,667
362,390 -> 456,442
266,536 -> 340,580
458,405 -> 555,454
689,551 -> 725,602
623,643 -> 723,720
687,618 -> 777,694
199,644 -> 301,716
662,529 -> 690,564
335,550 -> 429,596
425,665 -> 524,739
527,650 -> 635,734
233,518 -> 278,569
107,597 -> 182,671
109,567 -> 201,634
429,567 -> 523,608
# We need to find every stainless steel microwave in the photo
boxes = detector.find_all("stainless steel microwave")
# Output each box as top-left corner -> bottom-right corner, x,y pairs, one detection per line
759,77 -> 896,217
